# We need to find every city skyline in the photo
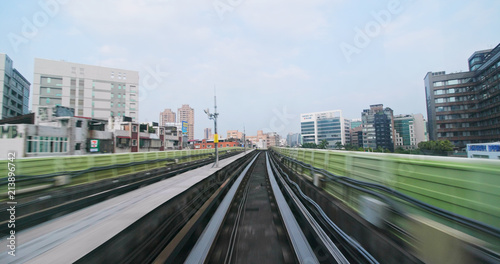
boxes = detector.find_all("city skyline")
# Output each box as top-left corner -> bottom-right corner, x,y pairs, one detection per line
1,1 -> 499,139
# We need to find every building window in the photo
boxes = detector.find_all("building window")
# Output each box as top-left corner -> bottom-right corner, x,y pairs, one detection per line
26,136 -> 68,153
76,120 -> 83,127
132,125 -> 138,132
75,143 -> 81,150
132,139 -> 137,146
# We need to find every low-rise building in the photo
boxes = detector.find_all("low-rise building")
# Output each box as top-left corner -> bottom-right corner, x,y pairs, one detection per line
466,142 -> 500,159
193,139 -> 240,149
0,106 -> 182,158
0,114 -> 113,159
227,130 -> 243,140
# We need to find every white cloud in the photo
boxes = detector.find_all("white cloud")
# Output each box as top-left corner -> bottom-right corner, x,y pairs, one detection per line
264,65 -> 310,80
383,28 -> 442,52
238,0 -> 338,39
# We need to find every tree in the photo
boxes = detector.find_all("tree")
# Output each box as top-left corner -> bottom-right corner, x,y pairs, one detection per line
334,141 -> 342,150
374,146 -> 384,152
302,143 -> 317,149
418,140 -> 455,155
437,140 -> 454,152
319,140 -> 330,149
395,147 -> 409,154
344,144 -> 355,151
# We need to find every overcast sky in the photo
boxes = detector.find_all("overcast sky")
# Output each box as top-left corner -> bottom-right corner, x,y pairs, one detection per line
1,0 -> 499,139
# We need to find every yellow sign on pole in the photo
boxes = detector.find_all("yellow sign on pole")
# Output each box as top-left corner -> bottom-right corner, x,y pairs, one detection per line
214,134 -> 219,143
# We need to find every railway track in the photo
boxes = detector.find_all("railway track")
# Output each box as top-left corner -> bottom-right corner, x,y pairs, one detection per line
158,151 -> 373,264
202,152 -> 299,263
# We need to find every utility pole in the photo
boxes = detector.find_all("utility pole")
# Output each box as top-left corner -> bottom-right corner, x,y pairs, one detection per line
244,126 -> 246,153
205,92 -> 219,167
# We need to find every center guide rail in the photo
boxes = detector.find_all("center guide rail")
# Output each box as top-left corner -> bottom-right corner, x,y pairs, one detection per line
267,151 -> 379,264
182,151 -> 372,264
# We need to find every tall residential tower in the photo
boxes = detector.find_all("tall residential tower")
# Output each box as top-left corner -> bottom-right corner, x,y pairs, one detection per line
0,54 -> 30,119
159,108 -> 176,126
361,104 -> 395,152
178,104 -> 194,140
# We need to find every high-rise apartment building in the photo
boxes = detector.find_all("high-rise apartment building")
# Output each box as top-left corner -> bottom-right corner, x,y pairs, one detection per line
0,54 -> 30,119
286,133 -> 302,147
33,58 -> 139,122
178,104 -> 194,140
424,43 -> 500,148
350,126 -> 363,148
394,114 -> 427,150
361,104 -> 395,151
159,108 -> 176,126
204,128 -> 212,139
301,110 -> 351,148
351,118 -> 362,129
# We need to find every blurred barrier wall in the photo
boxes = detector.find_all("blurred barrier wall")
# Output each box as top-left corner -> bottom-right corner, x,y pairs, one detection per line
272,147 -> 500,229
0,147 -> 243,193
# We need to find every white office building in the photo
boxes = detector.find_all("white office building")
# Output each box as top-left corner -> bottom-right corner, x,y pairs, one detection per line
300,110 -> 351,148
33,58 -> 139,122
